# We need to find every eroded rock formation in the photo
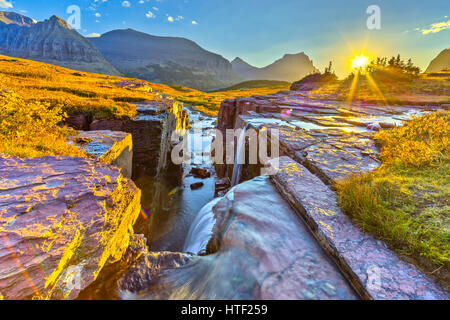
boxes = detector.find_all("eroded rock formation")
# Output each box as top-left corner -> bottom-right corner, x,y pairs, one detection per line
69,100 -> 189,180
210,90 -> 448,299
0,155 -> 141,300
69,130 -> 133,178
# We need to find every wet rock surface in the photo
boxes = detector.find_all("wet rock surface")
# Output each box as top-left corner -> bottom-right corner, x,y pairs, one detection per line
216,91 -> 438,185
118,251 -> 193,297
213,91 -> 448,299
190,167 -> 211,179
0,154 -> 141,300
190,182 -> 204,190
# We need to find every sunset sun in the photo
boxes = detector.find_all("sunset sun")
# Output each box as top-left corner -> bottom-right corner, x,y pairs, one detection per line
351,54 -> 370,70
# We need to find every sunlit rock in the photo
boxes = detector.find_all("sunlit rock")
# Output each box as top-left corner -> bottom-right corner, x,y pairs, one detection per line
0,155 -> 141,300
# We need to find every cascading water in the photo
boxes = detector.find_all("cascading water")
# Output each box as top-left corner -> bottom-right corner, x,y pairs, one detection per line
231,122 -> 250,187
182,197 -> 221,254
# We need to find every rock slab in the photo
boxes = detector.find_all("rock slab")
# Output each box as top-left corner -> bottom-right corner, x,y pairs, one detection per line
271,156 -> 449,300
0,154 -> 141,300
69,130 -> 133,179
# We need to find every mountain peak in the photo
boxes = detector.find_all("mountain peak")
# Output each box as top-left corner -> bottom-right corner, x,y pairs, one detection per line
426,48 -> 450,73
46,15 -> 71,28
0,11 -> 35,27
232,57 -> 245,63
231,57 -> 255,67
232,52 -> 318,82
281,52 -> 308,60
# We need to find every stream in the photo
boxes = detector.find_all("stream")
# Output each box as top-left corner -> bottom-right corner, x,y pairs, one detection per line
136,109 -> 218,253
78,107 -> 222,299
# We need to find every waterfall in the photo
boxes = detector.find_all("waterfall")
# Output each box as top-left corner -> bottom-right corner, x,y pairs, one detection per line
183,198 -> 221,255
231,122 -> 249,187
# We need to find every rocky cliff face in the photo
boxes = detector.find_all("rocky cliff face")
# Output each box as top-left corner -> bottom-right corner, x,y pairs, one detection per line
231,52 -> 319,82
0,11 -> 35,26
0,154 -> 141,300
426,48 -> 450,73
85,100 -> 189,180
90,29 -> 241,90
0,11 -> 120,75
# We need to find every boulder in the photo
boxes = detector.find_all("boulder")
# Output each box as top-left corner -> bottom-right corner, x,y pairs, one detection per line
190,167 -> 211,179
190,182 -> 204,190
0,154 -> 141,300
118,251 -> 193,297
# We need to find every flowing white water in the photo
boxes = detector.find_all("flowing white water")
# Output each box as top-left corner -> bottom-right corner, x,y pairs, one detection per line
231,122 -> 250,187
182,197 -> 221,254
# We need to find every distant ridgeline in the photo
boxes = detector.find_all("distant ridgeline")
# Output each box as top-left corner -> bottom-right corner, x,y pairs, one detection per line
0,11 -> 321,91
89,28 -> 241,91
0,11 -> 120,76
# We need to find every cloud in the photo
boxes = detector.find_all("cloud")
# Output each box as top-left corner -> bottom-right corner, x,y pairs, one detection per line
192,20 -> 198,25
121,1 -> 131,8
168,15 -> 183,22
421,20 -> 450,35
145,11 -> 155,19
0,0 -> 13,9
86,33 -> 101,38
95,13 -> 101,17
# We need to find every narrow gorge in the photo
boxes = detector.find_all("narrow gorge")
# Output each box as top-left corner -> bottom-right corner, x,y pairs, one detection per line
0,89 -> 448,300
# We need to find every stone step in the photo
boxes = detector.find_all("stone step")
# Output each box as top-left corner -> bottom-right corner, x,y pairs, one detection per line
270,156 -> 449,300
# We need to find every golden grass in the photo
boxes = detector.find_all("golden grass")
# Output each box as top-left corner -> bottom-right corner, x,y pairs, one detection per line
0,55 -> 289,119
0,88 -> 86,158
173,85 -> 290,116
0,54 -> 289,157
336,111 -> 450,288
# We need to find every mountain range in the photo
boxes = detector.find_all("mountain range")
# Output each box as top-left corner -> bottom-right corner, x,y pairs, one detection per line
0,11 -> 119,76
89,28 -> 240,90
2,11 -> 445,90
0,11 -> 321,90
231,54 -> 319,82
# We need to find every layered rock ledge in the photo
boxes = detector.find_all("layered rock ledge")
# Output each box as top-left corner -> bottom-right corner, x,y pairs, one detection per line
216,91 -> 439,184
0,155 -> 141,300
69,130 -> 133,178
271,156 -> 448,300
214,91 -> 448,299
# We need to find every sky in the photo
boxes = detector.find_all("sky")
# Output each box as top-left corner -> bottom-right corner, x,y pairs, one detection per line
1,0 -> 449,77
